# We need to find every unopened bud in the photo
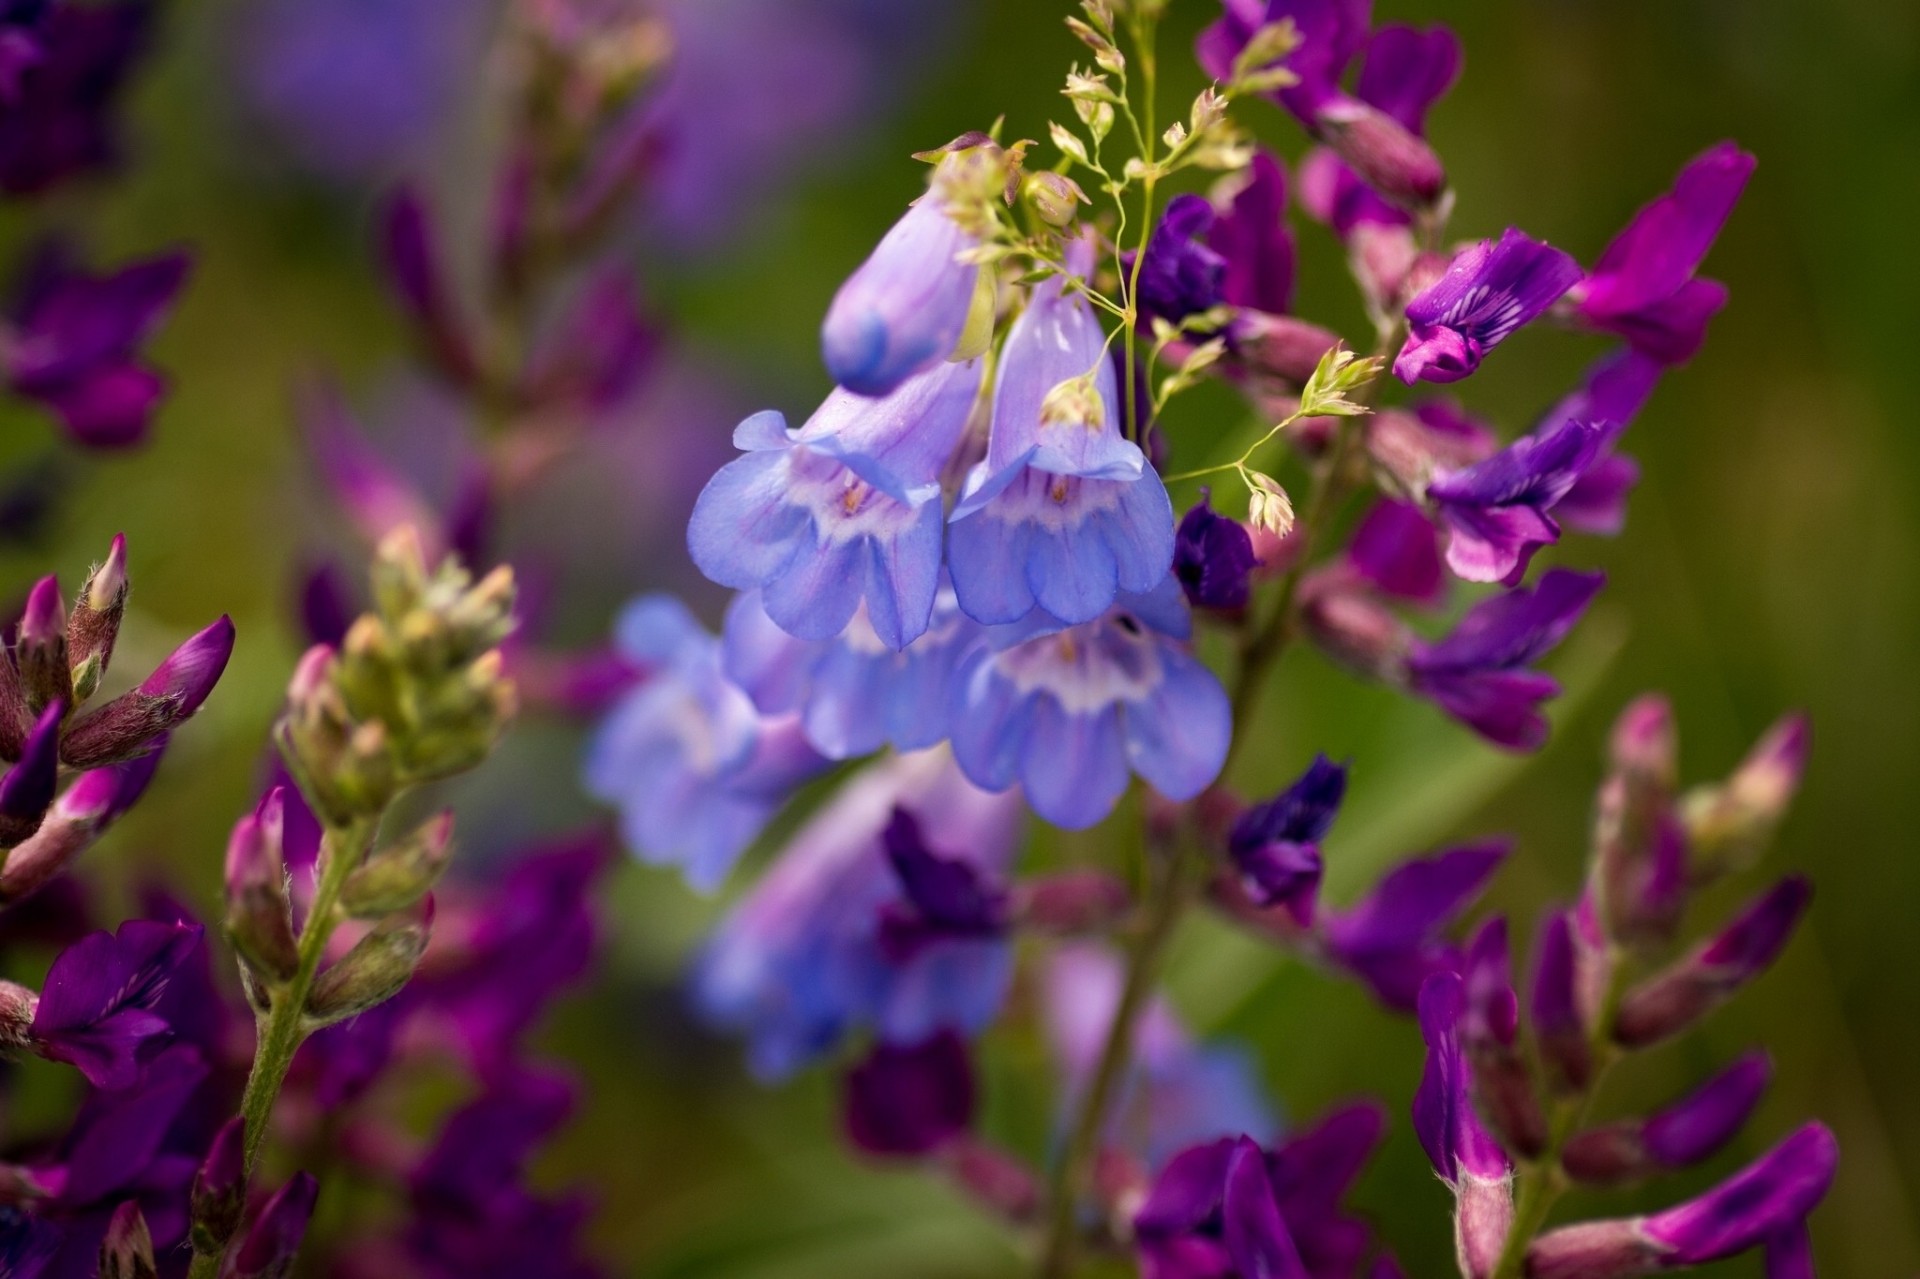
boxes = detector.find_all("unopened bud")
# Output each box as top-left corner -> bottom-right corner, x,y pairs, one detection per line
0,979 -> 38,1048
1231,312 -> 1343,386
304,899 -> 432,1027
938,1135 -> 1039,1224
370,526 -> 430,619
341,811 -> 455,917
69,534 -> 129,703
1314,100 -> 1449,211
1301,582 -> 1411,681
17,576 -> 71,714
1531,911 -> 1592,1093
1614,878 -> 1810,1048
0,751 -> 163,904
190,1117 -> 246,1254
1015,870 -> 1132,934
1462,920 -> 1546,1158
224,789 -> 299,982
231,1172 -> 318,1279
1682,714 -> 1808,883
98,1201 -> 158,1279
1525,1219 -> 1658,1279
0,705 -> 63,848
59,618 -> 235,770
1024,171 -> 1088,228
1455,1170 -> 1515,1279
1563,1052 -> 1771,1187
1591,696 -> 1688,947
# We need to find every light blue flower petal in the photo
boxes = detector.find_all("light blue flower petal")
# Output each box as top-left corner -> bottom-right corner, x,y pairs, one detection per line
1125,649 -> 1232,801
1022,699 -> 1130,829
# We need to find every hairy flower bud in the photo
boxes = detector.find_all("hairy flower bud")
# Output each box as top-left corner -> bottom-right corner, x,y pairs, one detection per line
99,1200 -> 158,1279
1314,99 -> 1449,211
68,534 -> 128,703
224,789 -> 299,983
1024,171 -> 1088,228
1614,878 -> 1810,1048
190,1117 -> 247,1255
304,898 -> 433,1027
231,1172 -> 318,1279
60,617 -> 235,769
1682,714 -> 1808,884
17,576 -> 71,714
340,810 -> 455,917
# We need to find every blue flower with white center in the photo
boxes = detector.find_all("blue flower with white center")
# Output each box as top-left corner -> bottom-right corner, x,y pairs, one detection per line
721,584 -> 978,761
584,595 -> 826,892
948,576 -> 1230,830
693,749 -> 1024,1079
688,356 -> 982,651
946,258 -> 1174,627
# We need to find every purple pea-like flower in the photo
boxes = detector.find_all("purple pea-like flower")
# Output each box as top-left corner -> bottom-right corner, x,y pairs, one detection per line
1210,150 -> 1295,316
1347,497 -> 1445,605
821,174 -> 981,396
841,1030 -> 976,1157
28,918 -> 200,1088
1228,754 -> 1346,924
585,594 -> 826,890
1530,349 -> 1663,537
689,356 -> 982,649
1319,839 -> 1509,1011
1173,493 -> 1258,612
1129,194 -> 1228,327
694,749 -> 1024,1079
1415,971 -> 1514,1279
1404,568 -> 1605,751
720,584 -> 978,760
0,0 -> 150,195
1570,142 -> 1755,365
1196,0 -> 1373,124
1393,229 -> 1583,385
1,244 -> 189,448
1045,943 -> 1275,1170
947,256 -> 1174,627
1563,1052 -> 1772,1186
948,578 -> 1230,830
1424,418 -> 1606,584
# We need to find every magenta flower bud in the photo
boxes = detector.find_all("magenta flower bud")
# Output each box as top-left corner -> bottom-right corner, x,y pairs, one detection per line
1563,1052 -> 1772,1185
1611,694 -> 1678,786
60,616 -> 234,769
1614,878 -> 1811,1048
232,1171 -> 319,1279
19,574 -> 64,648
16,573 -> 71,712
100,1199 -> 157,1279
190,1115 -> 247,1254
1531,910 -> 1592,1092
1643,1124 -> 1837,1264
1314,99 -> 1449,211
225,788 -> 299,982
0,703 -> 62,847
841,1031 -> 975,1157
137,615 -> 234,716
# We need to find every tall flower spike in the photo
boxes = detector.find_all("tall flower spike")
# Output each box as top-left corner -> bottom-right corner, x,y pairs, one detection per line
947,580 -> 1230,830
822,148 -> 988,396
1394,229 -> 1583,385
1415,971 -> 1514,1279
689,357 -> 982,650
946,249 -> 1174,627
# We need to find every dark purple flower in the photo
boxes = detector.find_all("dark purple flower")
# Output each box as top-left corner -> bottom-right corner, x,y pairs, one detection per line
1404,568 -> 1605,751
1529,909 -> 1591,1093
841,1030 -> 976,1157
1175,493 -> 1258,612
878,807 -> 1010,960
1415,972 -> 1513,1279
1228,755 -> 1345,924
29,918 -> 200,1088
1765,1221 -> 1815,1279
1425,419 -> 1606,584
1563,1052 -> 1771,1185
1196,0 -> 1373,124
1346,497 -> 1444,606
1458,918 -> 1545,1159
1209,150 -> 1294,315
231,1172 -> 318,1279
1128,194 -> 1227,327
0,702 -> 60,846
1393,229 -> 1583,385
1319,840 -> 1507,1011
0,0 -> 150,194
1613,877 -> 1811,1048
1572,143 -> 1754,365
2,245 -> 189,448
1534,350 -> 1663,536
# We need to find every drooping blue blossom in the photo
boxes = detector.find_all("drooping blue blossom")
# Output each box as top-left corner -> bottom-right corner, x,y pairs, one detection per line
1393,229 -> 1583,385
694,749 -> 1024,1079
1045,943 -> 1275,1171
947,257 -> 1174,627
720,584 -> 978,759
1424,418 -> 1606,584
585,595 -> 826,891
1404,568 -> 1605,750
689,356 -> 982,649
948,579 -> 1230,830
1228,755 -> 1347,924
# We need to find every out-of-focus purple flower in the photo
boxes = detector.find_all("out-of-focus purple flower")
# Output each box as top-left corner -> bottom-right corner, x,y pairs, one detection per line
1174,493 -> 1258,612
522,268 -> 658,414
1415,971 -> 1513,1279
1045,944 -> 1275,1169
231,1172 -> 318,1279
1129,194 -> 1227,327
1527,1125 -> 1836,1279
690,358 -> 981,649
1459,918 -> 1545,1159
1319,840 -> 1508,1011
585,595 -> 826,890
378,186 -> 478,386
59,615 -> 234,769
1613,877 -> 1811,1048
1404,568 -> 1604,751
879,807 -> 1009,959
1,245 -> 189,448
1228,755 -> 1345,925
28,918 -> 200,1088
1425,419 -> 1605,584
1210,150 -> 1295,315
1765,1221 -> 1816,1279
1570,143 -> 1754,365
1393,229 -> 1582,385
1196,0 -> 1373,124
948,579 -> 1230,830
1347,497 -> 1444,605
821,171 -> 982,396
694,749 -> 1023,1078
948,260 -> 1173,628
1562,1052 -> 1772,1186
842,1030 -> 976,1157
0,0 -> 150,194
298,383 -> 450,560
720,585 -> 977,760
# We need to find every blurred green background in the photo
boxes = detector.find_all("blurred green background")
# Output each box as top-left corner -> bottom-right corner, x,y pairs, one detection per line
2,0 -> 1915,1274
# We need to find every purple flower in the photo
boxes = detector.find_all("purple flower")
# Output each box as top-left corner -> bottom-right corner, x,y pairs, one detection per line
1319,840 -> 1508,1011
1571,143 -> 1754,365
1613,877 -> 1811,1048
1415,971 -> 1513,1279
585,595 -> 826,890
720,584 -> 977,759
1393,229 -> 1583,385
28,918 -> 200,1088
948,579 -> 1230,830
1129,194 -> 1227,326
1197,0 -> 1372,124
1459,918 -> 1546,1159
1210,150 -> 1295,315
947,261 -> 1173,627
522,268 -> 658,414
694,750 -> 1024,1078
841,1031 -> 976,1157
1527,1125 -> 1836,1279
1045,944 -> 1275,1169
1530,909 -> 1592,1093
0,703 -> 61,846
1537,349 -> 1663,536
1173,493 -> 1258,612
2,245 -> 189,448
0,0 -> 150,194
1563,1052 -> 1772,1186
689,357 -> 982,649
1228,755 -> 1346,924
821,175 -> 981,396
1404,568 -> 1605,751
1346,498 -> 1444,605
879,807 -> 1010,958
377,187 -> 477,386
1425,419 -> 1606,584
